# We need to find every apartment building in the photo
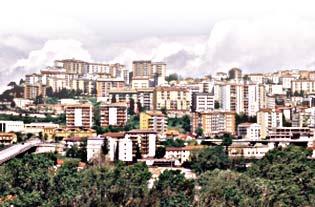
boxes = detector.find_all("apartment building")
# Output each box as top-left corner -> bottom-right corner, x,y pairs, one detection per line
56,59 -> 88,75
237,123 -> 261,140
153,86 -> 191,113
100,102 -> 128,127
126,130 -> 157,159
192,111 -> 236,137
109,88 -> 154,111
140,111 -> 167,135
96,78 -> 125,98
104,130 -> 157,161
291,80 -> 315,94
24,73 -> 46,99
86,136 -> 105,161
65,104 -> 93,129
247,73 -> 264,84
243,84 -> 266,116
228,68 -> 242,80
257,109 -> 283,138
191,92 -> 215,112
221,83 -> 244,114
132,60 -> 166,80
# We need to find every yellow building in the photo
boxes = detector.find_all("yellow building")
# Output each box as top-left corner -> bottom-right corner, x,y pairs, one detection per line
140,111 -> 167,135
153,86 -> 191,113
54,128 -> 96,139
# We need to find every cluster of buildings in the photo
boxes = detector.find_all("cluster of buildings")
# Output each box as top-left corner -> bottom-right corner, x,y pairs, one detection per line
2,59 -> 315,163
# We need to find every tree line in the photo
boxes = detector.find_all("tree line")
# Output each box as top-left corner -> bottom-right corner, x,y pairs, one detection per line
0,145 -> 314,206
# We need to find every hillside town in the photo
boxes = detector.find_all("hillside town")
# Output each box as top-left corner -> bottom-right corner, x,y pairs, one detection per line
1,58 -> 315,206
1,58 -> 315,164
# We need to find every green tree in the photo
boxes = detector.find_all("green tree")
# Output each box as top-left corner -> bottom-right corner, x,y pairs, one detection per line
221,133 -> 233,153
163,138 -> 185,147
128,98 -> 135,115
195,127 -> 204,138
247,146 -> 315,206
215,100 -> 220,109
149,170 -> 194,207
197,169 -> 269,207
155,146 -> 166,158
66,141 -> 87,162
101,138 -> 109,155
161,106 -> 167,115
190,146 -> 231,173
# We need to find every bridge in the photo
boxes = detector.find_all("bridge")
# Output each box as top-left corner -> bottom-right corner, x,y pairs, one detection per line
197,137 -> 313,145
0,139 -> 42,165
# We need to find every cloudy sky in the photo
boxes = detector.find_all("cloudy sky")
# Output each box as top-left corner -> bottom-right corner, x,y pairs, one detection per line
1,0 -> 315,91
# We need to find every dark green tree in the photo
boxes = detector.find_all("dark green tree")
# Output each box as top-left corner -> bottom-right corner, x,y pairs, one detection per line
149,170 -> 194,207
190,146 -> 231,173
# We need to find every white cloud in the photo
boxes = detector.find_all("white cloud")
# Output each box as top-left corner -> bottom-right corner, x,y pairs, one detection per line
12,39 -> 92,71
3,13 -> 315,93
203,14 -> 315,74
0,39 -> 92,92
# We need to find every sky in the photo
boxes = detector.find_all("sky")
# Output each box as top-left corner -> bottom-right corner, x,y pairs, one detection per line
1,0 -> 315,92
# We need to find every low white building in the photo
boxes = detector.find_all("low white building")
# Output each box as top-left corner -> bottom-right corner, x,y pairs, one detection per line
164,146 -> 205,164
229,143 -> 275,159
237,123 -> 261,140
0,121 -> 24,133
132,78 -> 150,89
243,143 -> 275,159
13,98 -> 33,109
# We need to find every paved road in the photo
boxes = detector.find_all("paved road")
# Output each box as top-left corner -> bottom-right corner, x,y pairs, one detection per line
0,139 -> 42,164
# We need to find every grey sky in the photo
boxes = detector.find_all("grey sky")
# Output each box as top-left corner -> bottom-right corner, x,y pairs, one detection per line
1,0 -> 315,91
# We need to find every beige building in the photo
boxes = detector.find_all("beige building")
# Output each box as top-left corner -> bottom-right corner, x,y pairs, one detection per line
257,109 -> 283,138
56,59 -> 88,75
100,102 -> 128,127
24,73 -> 46,99
192,111 -> 236,137
96,78 -> 125,98
65,104 -> 93,129
153,86 -> 191,113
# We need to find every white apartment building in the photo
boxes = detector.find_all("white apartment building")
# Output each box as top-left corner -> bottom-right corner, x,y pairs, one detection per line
246,84 -> 266,116
0,121 -> 24,132
191,92 -> 215,112
281,75 -> 295,89
87,136 -> 105,161
247,73 -> 264,84
117,136 -> 133,162
237,123 -> 261,140
265,84 -> 285,95
221,83 -> 244,114
291,80 -> 315,94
